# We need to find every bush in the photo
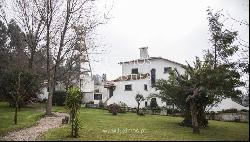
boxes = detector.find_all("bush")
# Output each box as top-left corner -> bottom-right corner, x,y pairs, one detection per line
0,69 -> 41,108
138,107 -> 147,116
154,106 -> 162,113
98,100 -> 104,108
52,91 -> 67,106
108,103 -> 121,115
118,101 -> 128,113
167,108 -> 181,115
150,98 -> 158,114
141,107 -> 147,112
130,107 -> 138,113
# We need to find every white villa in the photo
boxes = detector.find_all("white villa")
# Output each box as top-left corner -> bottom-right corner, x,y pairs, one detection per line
82,47 -> 186,108
39,47 -> 249,111
105,47 -> 185,107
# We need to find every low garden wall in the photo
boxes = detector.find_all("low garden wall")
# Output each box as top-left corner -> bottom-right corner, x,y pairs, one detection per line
207,112 -> 249,122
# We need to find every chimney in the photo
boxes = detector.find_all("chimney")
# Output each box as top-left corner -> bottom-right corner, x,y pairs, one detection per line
139,47 -> 149,59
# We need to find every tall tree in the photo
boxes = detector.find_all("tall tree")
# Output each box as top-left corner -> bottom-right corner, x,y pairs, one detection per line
154,8 -> 245,134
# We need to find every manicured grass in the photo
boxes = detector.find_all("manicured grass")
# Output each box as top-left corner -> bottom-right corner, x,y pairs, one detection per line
0,102 -> 43,135
52,105 -> 68,113
42,107 -> 249,141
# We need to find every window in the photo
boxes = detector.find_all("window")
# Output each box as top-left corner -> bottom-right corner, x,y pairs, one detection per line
94,94 -> 102,100
95,89 -> 99,93
125,85 -> 132,91
164,67 -> 172,73
131,68 -> 138,74
145,102 -> 148,107
144,84 -> 148,91
151,69 -> 156,86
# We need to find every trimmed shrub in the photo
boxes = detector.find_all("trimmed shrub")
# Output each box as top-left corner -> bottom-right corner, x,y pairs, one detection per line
52,90 -> 67,106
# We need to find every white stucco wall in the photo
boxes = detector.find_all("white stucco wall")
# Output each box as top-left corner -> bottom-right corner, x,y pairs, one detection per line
80,74 -> 94,93
82,92 -> 94,103
121,59 -> 185,80
107,78 -> 166,107
81,74 -> 95,103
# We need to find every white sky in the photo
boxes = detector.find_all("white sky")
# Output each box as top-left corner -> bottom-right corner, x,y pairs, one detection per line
90,0 -> 249,80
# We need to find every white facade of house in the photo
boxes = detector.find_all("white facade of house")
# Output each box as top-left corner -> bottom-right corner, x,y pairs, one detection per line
106,47 -> 186,108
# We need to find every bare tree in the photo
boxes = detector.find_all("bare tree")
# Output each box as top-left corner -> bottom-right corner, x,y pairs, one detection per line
1,0 -> 46,70
41,0 -> 110,115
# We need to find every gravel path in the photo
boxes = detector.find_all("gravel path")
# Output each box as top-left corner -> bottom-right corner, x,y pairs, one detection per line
2,112 -> 68,141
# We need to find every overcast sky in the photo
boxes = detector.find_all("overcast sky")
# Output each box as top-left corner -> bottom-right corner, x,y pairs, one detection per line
89,0 -> 249,80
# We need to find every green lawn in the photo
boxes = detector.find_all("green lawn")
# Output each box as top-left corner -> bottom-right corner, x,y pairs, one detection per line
42,107 -> 249,141
0,102 -> 43,135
